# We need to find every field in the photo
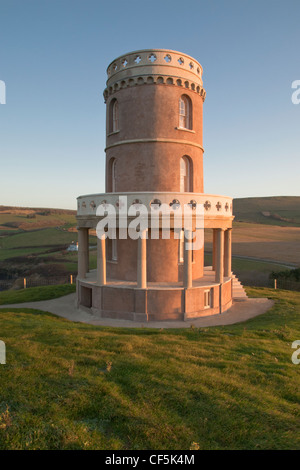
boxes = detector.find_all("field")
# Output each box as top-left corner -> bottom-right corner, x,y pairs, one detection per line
0,207 -> 96,282
205,221 -> 300,267
0,287 -> 299,450
233,196 -> 300,226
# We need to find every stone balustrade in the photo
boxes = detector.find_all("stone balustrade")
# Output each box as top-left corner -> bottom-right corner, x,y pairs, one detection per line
77,192 -> 233,219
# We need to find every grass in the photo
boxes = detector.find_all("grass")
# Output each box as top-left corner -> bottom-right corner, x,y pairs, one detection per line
0,284 -> 76,305
0,227 -> 76,250
204,253 -> 291,274
0,287 -> 299,450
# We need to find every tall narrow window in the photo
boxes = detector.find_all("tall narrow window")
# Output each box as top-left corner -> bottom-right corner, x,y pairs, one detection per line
109,99 -> 119,133
111,159 -> 116,192
204,290 -> 211,309
112,100 -> 119,132
180,156 -> 192,192
112,239 -> 117,261
179,95 -> 192,129
107,238 -> 118,262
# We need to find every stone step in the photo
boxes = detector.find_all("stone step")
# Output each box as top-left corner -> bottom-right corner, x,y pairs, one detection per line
233,292 -> 248,299
232,275 -> 248,301
203,267 -> 248,301
233,284 -> 245,290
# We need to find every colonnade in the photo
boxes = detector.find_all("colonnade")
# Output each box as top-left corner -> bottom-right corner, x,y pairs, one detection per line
77,227 -> 232,289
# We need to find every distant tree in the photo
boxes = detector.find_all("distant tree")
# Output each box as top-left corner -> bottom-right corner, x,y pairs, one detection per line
270,268 -> 300,282
37,210 -> 51,216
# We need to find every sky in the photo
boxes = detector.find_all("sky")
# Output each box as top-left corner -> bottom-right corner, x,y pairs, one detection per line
0,0 -> 299,210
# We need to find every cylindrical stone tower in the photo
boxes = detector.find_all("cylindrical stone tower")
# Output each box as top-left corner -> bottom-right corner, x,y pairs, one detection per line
104,50 -> 206,284
104,49 -> 205,194
76,49 -> 235,322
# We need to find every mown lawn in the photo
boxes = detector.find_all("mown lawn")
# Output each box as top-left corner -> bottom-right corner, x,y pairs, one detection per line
0,287 -> 299,450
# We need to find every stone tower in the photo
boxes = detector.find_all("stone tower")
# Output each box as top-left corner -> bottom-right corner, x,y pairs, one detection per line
76,49 -> 235,321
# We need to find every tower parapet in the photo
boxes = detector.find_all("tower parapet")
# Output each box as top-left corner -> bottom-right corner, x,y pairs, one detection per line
103,49 -> 206,103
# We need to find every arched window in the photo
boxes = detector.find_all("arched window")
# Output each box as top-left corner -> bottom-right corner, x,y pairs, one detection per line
109,99 -> 119,133
180,156 -> 192,192
179,95 -> 192,129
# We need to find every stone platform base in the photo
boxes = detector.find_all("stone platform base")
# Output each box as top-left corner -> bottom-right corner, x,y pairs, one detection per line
77,268 -> 233,322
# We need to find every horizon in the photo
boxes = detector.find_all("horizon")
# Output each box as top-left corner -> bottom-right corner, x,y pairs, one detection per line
1,0 -> 300,209
1,194 -> 299,212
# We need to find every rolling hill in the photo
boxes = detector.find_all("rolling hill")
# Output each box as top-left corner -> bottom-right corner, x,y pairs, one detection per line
233,196 -> 300,226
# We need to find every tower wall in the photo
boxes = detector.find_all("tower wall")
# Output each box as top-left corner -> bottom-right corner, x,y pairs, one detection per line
106,231 -> 204,283
103,49 -> 206,283
105,84 -> 204,193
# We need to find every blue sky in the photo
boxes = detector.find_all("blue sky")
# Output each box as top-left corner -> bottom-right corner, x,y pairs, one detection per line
0,0 -> 299,209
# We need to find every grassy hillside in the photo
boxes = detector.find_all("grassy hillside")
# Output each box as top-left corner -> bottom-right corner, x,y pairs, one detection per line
0,287 -> 299,450
0,284 -> 76,305
233,196 -> 300,226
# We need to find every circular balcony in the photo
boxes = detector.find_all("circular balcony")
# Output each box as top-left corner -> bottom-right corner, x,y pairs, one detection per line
77,192 -> 233,229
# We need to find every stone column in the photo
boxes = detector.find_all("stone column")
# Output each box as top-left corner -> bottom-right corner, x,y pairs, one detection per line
78,227 -> 89,279
97,233 -> 106,285
137,229 -> 147,289
212,228 -> 217,271
224,228 -> 232,278
215,228 -> 224,284
184,230 -> 192,288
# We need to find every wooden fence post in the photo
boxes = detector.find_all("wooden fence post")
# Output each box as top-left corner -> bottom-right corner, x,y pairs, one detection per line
70,275 -> 73,285
274,279 -> 277,290
23,278 -> 26,289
